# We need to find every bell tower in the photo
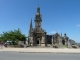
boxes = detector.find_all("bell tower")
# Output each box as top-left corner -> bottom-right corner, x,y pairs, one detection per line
28,5 -> 47,47
34,5 -> 42,31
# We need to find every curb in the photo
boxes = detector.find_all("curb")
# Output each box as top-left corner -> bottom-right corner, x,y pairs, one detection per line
1,51 -> 80,54
18,52 -> 80,54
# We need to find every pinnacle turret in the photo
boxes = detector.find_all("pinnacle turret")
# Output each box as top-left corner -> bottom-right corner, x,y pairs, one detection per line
29,19 -> 33,36
61,33 -> 62,37
37,5 -> 40,13
30,19 -> 32,28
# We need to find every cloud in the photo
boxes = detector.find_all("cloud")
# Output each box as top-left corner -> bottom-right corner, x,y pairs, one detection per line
76,24 -> 80,27
49,31 -> 56,34
48,30 -> 60,34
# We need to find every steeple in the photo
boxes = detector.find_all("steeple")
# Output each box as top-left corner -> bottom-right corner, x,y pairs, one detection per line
29,19 -> 33,35
30,19 -> 32,28
34,5 -> 42,30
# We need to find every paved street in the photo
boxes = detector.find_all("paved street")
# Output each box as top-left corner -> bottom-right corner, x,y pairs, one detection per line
0,52 -> 80,60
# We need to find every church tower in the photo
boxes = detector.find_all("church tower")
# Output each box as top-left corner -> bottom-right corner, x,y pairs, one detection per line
28,6 -> 47,47
34,5 -> 42,31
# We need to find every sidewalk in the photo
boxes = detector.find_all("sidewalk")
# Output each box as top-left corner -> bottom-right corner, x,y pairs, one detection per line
1,48 -> 80,53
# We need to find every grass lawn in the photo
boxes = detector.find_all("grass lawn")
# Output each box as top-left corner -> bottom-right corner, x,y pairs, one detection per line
62,45 -> 67,48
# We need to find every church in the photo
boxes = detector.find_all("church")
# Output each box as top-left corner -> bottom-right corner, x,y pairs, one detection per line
28,6 -> 73,47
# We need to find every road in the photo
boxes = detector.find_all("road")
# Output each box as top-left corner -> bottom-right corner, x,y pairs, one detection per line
0,51 -> 80,60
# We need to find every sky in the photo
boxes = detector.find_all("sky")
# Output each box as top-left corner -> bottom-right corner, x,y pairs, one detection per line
0,0 -> 80,42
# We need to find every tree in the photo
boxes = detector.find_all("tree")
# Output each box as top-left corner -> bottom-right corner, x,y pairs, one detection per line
0,28 -> 27,45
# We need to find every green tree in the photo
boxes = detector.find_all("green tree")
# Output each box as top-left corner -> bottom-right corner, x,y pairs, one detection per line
0,28 -> 27,45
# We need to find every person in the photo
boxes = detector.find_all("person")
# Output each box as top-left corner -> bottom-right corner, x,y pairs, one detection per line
0,42 -> 3,49
4,42 -> 7,47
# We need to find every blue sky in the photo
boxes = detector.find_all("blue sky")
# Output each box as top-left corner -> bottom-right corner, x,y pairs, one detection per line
0,0 -> 80,42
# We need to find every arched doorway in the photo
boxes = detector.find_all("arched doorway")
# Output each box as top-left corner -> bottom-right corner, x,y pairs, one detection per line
37,38 -> 39,44
37,37 -> 41,45
62,40 -> 65,45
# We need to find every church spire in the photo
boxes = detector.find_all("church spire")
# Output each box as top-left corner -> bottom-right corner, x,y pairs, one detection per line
29,19 -> 33,36
30,19 -> 32,28
29,19 -> 33,33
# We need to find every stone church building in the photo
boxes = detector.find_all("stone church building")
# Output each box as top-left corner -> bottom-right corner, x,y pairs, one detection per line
28,6 -> 72,47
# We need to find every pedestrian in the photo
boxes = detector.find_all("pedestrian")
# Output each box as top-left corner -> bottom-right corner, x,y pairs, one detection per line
0,42 -> 3,49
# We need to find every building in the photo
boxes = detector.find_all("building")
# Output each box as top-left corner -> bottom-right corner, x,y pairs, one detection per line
28,6 -> 47,46
28,6 -> 74,47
